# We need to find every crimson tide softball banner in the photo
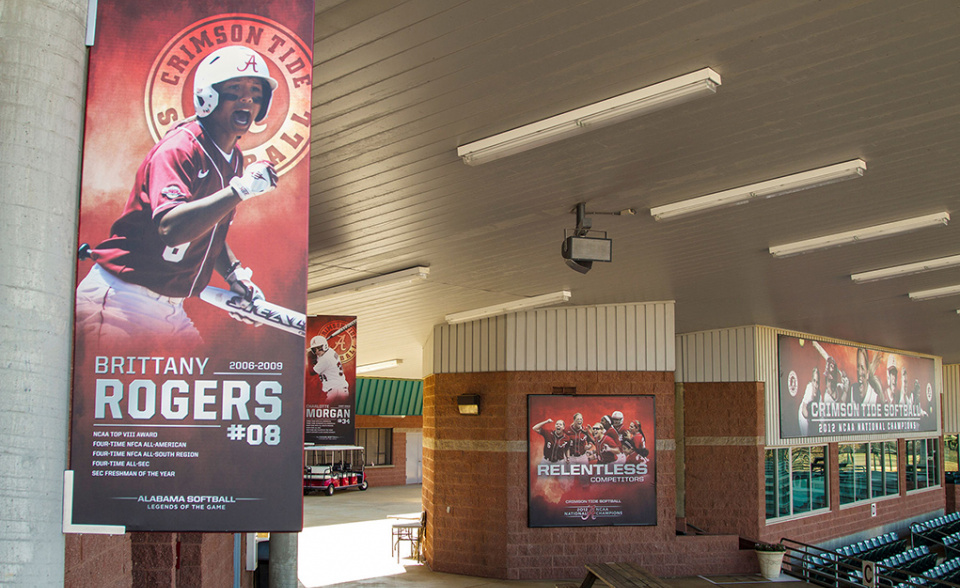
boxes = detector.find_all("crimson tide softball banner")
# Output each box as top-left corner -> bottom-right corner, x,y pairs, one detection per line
528,395 -> 656,527
304,316 -> 358,445
66,1 -> 313,532
778,335 -> 939,438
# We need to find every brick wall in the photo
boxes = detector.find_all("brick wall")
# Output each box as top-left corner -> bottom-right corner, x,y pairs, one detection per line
65,532 -> 250,587
422,371 -> 758,580
763,438 -> 944,548
683,381 -> 947,550
176,533 -> 246,588
946,483 -> 960,514
684,382 -> 766,540
356,415 -> 422,487
422,373 -> 951,581
64,534 -> 131,587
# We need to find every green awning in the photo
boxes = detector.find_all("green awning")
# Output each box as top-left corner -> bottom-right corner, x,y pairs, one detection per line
355,377 -> 423,416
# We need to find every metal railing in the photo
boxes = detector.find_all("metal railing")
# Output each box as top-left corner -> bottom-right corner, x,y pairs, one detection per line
779,537 -> 960,588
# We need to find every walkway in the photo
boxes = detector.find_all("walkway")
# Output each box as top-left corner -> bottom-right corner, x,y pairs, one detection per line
298,484 -> 816,588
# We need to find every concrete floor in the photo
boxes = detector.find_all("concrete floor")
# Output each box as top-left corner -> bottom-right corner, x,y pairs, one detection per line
298,484 -> 816,588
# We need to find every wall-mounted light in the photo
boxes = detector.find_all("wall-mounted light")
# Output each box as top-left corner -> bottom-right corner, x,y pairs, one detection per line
650,159 -> 866,221
356,359 -> 402,374
769,212 -> 950,258
457,394 -> 480,415
445,290 -> 572,324
456,68 -> 721,166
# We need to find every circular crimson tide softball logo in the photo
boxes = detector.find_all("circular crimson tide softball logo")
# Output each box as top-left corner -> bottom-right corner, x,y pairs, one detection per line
317,321 -> 357,366
787,370 -> 799,397
144,14 -> 311,176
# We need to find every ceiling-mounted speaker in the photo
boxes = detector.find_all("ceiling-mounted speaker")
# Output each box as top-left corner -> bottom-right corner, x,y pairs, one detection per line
562,236 -> 611,273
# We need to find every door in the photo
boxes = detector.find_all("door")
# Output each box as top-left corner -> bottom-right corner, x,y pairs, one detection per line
405,432 -> 422,484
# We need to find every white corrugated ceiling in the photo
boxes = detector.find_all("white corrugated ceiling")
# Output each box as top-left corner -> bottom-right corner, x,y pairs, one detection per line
307,0 -> 960,378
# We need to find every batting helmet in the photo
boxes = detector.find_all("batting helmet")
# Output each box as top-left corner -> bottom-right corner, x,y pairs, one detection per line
194,46 -> 278,122
309,335 -> 329,354
611,411 -> 624,427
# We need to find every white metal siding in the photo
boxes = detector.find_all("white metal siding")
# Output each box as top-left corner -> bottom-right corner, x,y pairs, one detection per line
944,365 -> 960,434
434,302 -> 675,373
675,326 -> 757,383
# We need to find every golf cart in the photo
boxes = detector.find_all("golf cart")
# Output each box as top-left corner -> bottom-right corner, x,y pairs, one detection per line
303,444 -> 368,496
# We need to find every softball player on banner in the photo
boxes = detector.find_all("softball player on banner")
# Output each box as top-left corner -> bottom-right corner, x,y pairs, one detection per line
76,46 -> 280,345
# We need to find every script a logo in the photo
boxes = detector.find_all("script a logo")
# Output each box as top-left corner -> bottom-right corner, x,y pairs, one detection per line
238,55 -> 260,73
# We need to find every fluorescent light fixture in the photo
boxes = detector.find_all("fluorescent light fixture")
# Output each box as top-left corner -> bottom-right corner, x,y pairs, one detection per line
308,266 -> 429,302
651,159 -> 867,221
356,359 -> 402,374
457,68 -> 720,166
909,284 -> 960,302
769,212 -> 950,258
445,290 -> 572,324
852,254 -> 960,283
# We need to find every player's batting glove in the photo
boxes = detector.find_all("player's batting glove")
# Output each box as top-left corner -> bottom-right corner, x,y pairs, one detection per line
225,265 -> 264,327
229,161 -> 278,201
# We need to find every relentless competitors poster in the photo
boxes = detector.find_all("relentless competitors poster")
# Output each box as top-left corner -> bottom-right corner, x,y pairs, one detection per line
304,316 -> 357,445
779,335 -> 939,439
528,395 -> 656,527
67,1 -> 312,532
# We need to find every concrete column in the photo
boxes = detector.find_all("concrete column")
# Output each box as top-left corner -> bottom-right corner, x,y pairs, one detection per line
0,0 -> 88,586
268,533 -> 299,588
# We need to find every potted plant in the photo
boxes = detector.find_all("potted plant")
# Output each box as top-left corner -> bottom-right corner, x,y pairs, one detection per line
755,541 -> 787,580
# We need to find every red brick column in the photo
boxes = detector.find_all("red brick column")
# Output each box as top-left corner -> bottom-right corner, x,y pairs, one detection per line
424,371 -> 695,580
65,532 -> 250,588
64,534 -> 132,587
131,532 -> 176,587
683,382 -> 766,541
946,484 -> 960,514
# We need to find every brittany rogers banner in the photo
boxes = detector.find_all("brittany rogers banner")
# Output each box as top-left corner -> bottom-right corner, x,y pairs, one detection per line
779,335 -> 939,439
304,316 -> 357,445
67,1 -> 313,532
528,395 -> 656,528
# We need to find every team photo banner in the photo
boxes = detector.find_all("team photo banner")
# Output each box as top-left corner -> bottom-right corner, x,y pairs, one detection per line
304,316 -> 358,445
778,335 -> 938,439
67,0 -> 313,532
528,395 -> 656,527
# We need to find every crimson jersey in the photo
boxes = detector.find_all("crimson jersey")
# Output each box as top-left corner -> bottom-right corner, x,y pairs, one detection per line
92,120 -> 241,298
537,428 -> 569,462
565,426 -> 591,457
594,429 -> 621,464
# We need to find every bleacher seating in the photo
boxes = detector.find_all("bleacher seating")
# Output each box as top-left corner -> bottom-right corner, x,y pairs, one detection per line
798,521 -> 960,588
911,513 -> 960,544
921,557 -> 960,585
836,532 -> 906,563
875,546 -> 937,585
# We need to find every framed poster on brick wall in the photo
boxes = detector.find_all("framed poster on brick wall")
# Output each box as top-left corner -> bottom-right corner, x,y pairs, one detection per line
528,395 -> 656,527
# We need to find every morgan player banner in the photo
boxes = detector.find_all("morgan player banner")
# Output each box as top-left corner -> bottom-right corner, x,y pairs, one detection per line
779,335 -> 939,438
67,0 -> 313,532
304,316 -> 358,445
528,395 -> 656,527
